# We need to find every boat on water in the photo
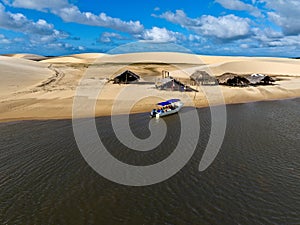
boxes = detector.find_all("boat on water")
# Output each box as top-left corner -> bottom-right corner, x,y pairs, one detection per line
150,99 -> 184,118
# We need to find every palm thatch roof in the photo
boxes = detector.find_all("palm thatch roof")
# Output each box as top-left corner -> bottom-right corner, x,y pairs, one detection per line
226,76 -> 250,86
218,73 -> 275,86
112,70 -> 140,84
190,70 -> 218,85
247,74 -> 275,85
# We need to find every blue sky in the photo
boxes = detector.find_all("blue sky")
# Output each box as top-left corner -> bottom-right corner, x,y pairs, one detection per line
0,0 -> 300,56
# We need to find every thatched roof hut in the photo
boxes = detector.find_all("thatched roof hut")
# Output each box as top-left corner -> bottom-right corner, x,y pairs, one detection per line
226,76 -> 250,86
247,74 -> 275,85
156,77 -> 198,92
218,73 -> 275,86
190,70 -> 218,85
112,70 -> 140,84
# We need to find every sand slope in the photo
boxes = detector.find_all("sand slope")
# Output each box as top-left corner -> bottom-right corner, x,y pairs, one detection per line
208,59 -> 300,76
2,53 -> 48,61
42,53 -> 107,64
99,52 -> 204,64
0,56 -> 52,96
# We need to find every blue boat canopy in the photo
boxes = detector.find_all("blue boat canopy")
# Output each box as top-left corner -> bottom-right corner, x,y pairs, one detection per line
157,99 -> 180,106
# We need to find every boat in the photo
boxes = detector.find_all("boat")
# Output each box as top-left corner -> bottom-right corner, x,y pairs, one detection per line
150,99 -> 184,118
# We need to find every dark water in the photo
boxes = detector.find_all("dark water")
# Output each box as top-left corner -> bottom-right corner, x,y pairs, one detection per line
0,99 -> 299,225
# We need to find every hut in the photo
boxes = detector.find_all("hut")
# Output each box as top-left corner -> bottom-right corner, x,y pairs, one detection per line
156,77 -> 198,92
218,72 -> 275,87
247,74 -> 275,85
226,76 -> 250,86
218,73 -> 250,86
190,70 -> 218,85
112,70 -> 140,84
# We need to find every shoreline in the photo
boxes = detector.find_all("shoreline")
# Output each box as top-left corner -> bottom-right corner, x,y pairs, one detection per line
0,96 -> 299,124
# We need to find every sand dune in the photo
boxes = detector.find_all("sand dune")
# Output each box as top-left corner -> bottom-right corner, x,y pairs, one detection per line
198,55 -> 299,64
198,55 -> 254,64
0,56 -> 52,96
42,56 -> 89,64
69,53 -> 107,59
42,53 -> 107,64
2,53 -> 48,61
0,52 -> 299,122
98,52 -> 204,64
207,59 -> 300,76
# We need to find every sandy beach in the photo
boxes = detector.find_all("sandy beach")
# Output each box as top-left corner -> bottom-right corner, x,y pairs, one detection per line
0,52 -> 300,122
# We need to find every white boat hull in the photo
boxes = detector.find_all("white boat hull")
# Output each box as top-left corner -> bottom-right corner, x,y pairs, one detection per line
151,102 -> 183,118
155,105 -> 182,118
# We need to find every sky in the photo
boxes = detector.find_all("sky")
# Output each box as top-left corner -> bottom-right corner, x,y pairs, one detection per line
0,0 -> 300,57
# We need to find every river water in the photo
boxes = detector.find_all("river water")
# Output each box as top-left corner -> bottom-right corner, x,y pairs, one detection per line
0,99 -> 299,224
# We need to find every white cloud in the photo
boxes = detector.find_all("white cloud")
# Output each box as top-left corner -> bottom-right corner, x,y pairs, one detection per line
240,43 -> 249,48
4,0 -> 144,34
99,32 -> 125,43
199,15 -> 251,39
0,3 -> 68,41
262,0 -> 300,35
138,27 -> 181,43
78,46 -> 85,51
157,10 -> 251,40
265,35 -> 300,48
47,42 -> 86,52
155,10 -> 193,26
9,0 -> 69,11
0,34 -> 11,44
215,0 -> 262,17
54,5 -> 143,34
253,27 -> 300,48
188,34 -> 203,42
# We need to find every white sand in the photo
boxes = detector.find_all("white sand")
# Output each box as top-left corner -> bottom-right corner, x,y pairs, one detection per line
0,56 -> 52,96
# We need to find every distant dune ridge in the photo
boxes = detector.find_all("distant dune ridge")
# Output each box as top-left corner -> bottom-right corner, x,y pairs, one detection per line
0,52 -> 299,122
2,53 -> 49,61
